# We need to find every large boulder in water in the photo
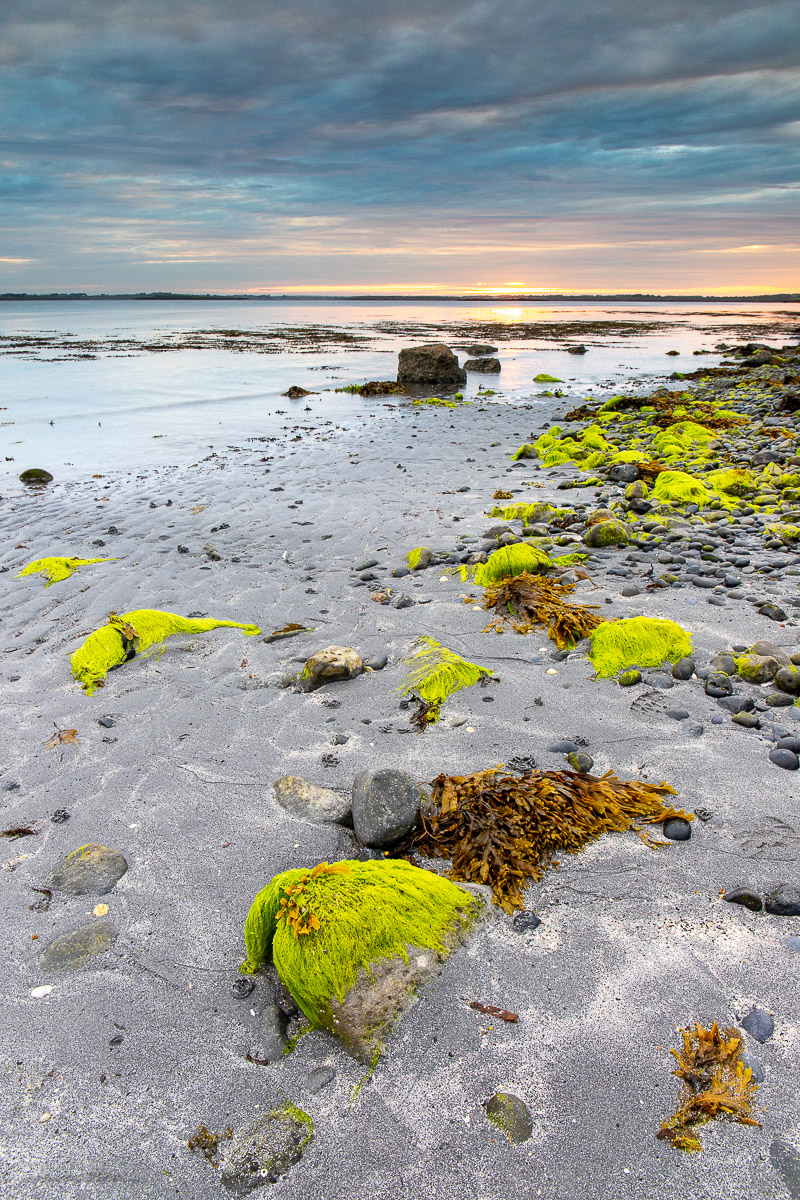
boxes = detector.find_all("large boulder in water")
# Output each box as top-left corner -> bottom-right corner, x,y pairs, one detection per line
397,343 -> 466,388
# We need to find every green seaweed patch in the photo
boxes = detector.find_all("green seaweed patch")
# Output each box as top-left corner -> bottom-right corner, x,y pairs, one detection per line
511,443 -> 537,461
652,470 -> 711,507
17,556 -> 117,587
488,502 -> 555,525
589,616 -> 692,679
396,636 -> 493,722
468,543 -> 553,586
766,523 -> 800,543
412,396 -> 457,408
707,468 -> 756,498
242,859 -> 478,1034
533,373 -> 563,383
71,609 -> 261,695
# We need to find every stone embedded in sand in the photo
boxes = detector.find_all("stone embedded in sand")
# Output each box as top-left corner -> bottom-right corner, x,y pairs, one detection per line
741,1007 -> 774,1043
219,1103 -> 313,1192
764,884 -> 800,916
19,468 -> 53,484
351,768 -> 421,847
397,343 -> 467,388
464,357 -> 501,373
50,844 -> 128,895
272,776 -> 351,825
484,1092 -> 533,1144
38,920 -> 118,972
723,886 -> 763,912
296,645 -> 364,693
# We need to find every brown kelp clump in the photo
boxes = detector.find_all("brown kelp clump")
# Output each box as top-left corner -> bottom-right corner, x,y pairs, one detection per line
658,1022 -> 760,1152
402,766 -> 687,912
481,571 -> 602,648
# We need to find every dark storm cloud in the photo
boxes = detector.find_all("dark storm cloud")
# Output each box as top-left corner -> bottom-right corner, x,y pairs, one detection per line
0,0 -> 798,285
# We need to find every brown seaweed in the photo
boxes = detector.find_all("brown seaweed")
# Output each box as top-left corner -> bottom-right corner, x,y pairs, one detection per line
402,765 -> 685,912
481,571 -> 603,648
657,1021 -> 760,1152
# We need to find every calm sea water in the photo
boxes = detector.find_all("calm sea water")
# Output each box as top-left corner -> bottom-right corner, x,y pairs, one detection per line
1,299 -> 797,485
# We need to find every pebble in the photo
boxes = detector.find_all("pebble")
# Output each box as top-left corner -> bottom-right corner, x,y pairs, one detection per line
38,920 -> 118,972
366,653 -> 389,671
483,1092 -> 533,1144
619,670 -> 641,687
666,709 -> 690,721
705,672 -> 733,697
740,1007 -> 774,1043
732,711 -> 761,728
50,844 -> 128,895
567,751 -> 593,772
764,884 -> 800,916
644,673 -> 674,689
272,776 -> 351,824
759,602 -> 788,621
717,694 -> 753,713
723,886 -> 763,912
547,740 -> 579,753
512,911 -> 542,933
769,748 -> 799,770
671,657 -> 695,680
776,735 -> 800,752
304,1066 -> 336,1094
663,817 -> 692,841
740,1053 -> 765,1084
220,1106 -> 313,1190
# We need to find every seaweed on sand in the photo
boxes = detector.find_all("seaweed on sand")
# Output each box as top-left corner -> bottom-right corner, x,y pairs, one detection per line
481,571 -> 603,649
396,637 -> 494,724
657,1022 -> 760,1152
401,765 -> 686,912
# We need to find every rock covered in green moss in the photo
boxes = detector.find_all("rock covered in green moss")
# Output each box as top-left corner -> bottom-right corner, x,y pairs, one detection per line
219,1102 -> 313,1192
297,645 -> 364,693
243,859 -> 485,1061
19,468 -> 53,484
471,542 -> 552,585
589,617 -> 692,679
483,1092 -> 533,1144
774,666 -> 800,694
652,470 -> 711,507
619,669 -> 642,686
38,920 -> 118,972
582,519 -> 629,548
736,654 -> 780,684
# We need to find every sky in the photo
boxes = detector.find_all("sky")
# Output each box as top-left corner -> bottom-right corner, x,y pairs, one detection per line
0,0 -> 799,294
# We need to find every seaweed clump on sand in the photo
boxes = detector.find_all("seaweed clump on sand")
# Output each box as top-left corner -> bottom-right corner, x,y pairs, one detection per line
396,637 -> 494,725
658,1022 -> 760,1152
402,765 -> 688,912
589,616 -> 692,679
481,571 -> 603,649
17,556 -> 117,587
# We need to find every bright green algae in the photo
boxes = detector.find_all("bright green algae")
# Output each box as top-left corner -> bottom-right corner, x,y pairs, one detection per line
652,471 -> 711,506
71,609 -> 261,694
242,859 -> 477,1031
589,617 -> 692,679
17,556 -> 117,587
396,636 -> 492,719
470,543 -> 552,585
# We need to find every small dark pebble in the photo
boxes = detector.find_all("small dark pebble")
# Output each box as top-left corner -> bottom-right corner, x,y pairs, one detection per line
547,740 -> 579,754
666,709 -> 690,721
672,657 -> 695,680
512,911 -> 542,933
663,817 -> 692,841
740,1053 -> 765,1084
50,809 -> 70,824
769,748 -> 799,770
392,566 -> 411,577
366,653 -> 388,671
482,695 -> 494,703
230,978 -> 255,999
740,1007 -> 774,1043
109,1033 -> 124,1047
723,886 -> 763,912
776,735 -> 800,752
177,545 -> 189,554
97,717 -> 115,729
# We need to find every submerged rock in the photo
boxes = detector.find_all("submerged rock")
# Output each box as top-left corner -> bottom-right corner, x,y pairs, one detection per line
464,357 -> 501,373
272,776 -> 351,825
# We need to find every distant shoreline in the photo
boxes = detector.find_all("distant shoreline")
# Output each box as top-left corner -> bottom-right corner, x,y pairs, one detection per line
0,292 -> 798,303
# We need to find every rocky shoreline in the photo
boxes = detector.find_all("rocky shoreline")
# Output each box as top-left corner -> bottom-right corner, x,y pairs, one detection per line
2,332 -> 800,1199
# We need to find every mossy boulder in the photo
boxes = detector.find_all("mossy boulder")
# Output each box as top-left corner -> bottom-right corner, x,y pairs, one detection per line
243,859 -> 487,1061
296,645 -> 364,693
736,654 -> 780,684
583,519 -> 629,548
19,467 -> 53,484
484,1092 -> 533,1144
589,617 -> 692,678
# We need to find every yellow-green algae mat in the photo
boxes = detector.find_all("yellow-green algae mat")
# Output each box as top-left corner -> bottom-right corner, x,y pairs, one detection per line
242,859 -> 480,1054
589,616 -> 692,678
17,556 -> 117,587
71,609 -> 261,694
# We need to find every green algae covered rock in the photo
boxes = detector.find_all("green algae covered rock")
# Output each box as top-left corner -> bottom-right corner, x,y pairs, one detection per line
736,654 -> 780,685
219,1103 -> 313,1192
242,859 -> 484,1061
471,542 -> 552,584
582,519 -> 629,548
71,609 -> 261,695
589,617 -> 692,679
652,470 -> 711,507
484,1092 -> 534,1144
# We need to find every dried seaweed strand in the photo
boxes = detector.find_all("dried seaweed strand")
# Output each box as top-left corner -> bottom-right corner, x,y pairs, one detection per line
481,571 -> 603,648
402,765 -> 686,913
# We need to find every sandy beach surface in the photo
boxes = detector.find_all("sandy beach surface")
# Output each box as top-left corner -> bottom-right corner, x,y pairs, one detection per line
2,330 -> 800,1200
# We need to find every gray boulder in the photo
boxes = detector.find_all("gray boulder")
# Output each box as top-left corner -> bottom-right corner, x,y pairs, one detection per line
272,776 -> 351,825
397,343 -> 466,388
351,768 -> 421,846
464,357 -> 501,373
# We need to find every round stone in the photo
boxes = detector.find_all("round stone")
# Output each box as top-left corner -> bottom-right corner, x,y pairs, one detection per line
567,751 -> 594,772
50,844 -> 128,895
732,711 -> 761,728
483,1092 -> 533,1144
759,602 -> 788,621
619,669 -> 641,687
776,735 -> 800,753
666,709 -> 690,721
740,1007 -> 774,1043
663,817 -> 692,841
547,740 -> 579,753
672,657 -> 695,680
19,468 -> 53,484
705,672 -> 733,697
767,692 -> 795,707
769,748 -> 800,773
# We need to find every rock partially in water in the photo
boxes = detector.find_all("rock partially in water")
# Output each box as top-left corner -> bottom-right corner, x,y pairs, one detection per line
272,775 -> 351,825
465,357 -> 501,373
219,1103 -> 313,1193
351,768 -> 421,847
483,1092 -> 533,1144
38,920 -> 118,972
397,343 -> 466,388
50,844 -> 128,895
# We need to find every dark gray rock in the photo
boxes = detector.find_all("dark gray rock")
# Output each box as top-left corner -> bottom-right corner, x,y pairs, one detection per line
19,468 -> 53,484
741,1053 -> 765,1084
351,768 -> 421,847
272,776 -> 351,825
776,735 -> 800,752
760,602 -> 788,622
304,1066 -> 335,1095
256,1004 -> 288,1061
672,657 -> 695,680
750,640 -> 790,664
483,1093 -> 533,1144
644,672 -> 674,689
50,844 -> 128,895
454,343 -> 497,356
723,886 -> 763,911
770,1138 -> 800,1198
732,711 -> 761,728
765,884 -> 800,916
608,464 -> 639,484
666,709 -> 690,721
464,357 -> 501,373
620,584 -> 640,597
769,748 -> 799,769
663,817 -> 692,841
705,672 -> 733,697
38,921 -> 118,972
512,910 -> 542,933
219,1103 -> 313,1192
392,594 -> 414,609
767,692 -> 796,707
740,1007 -> 774,1043
365,652 -> 389,671
397,343 -> 466,388
717,694 -> 753,713
547,740 -> 579,753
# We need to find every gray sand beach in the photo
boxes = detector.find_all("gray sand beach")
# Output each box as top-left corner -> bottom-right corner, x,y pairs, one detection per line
2,326 -> 800,1200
